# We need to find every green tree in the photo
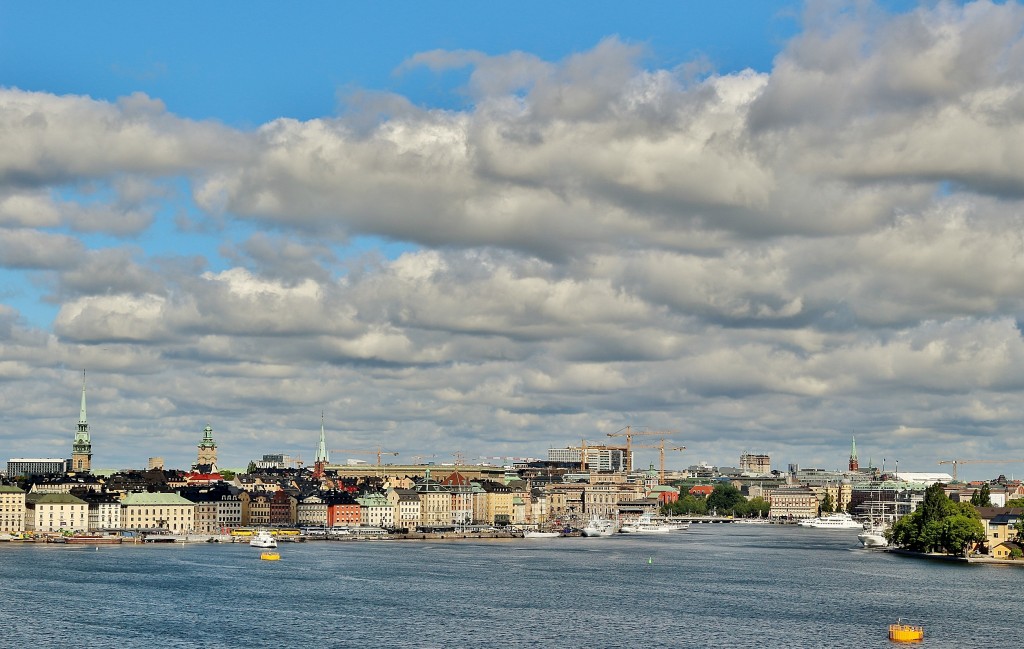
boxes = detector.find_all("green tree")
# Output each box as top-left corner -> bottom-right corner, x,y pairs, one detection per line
706,482 -> 745,515
661,494 -> 707,516
941,514 -> 986,556
1014,516 -> 1024,543
888,484 -> 985,555
220,469 -> 236,480
979,483 -> 992,507
733,497 -> 770,518
820,492 -> 834,514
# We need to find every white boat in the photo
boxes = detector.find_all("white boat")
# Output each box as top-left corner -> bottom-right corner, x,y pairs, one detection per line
798,513 -> 863,529
858,525 -> 889,548
581,516 -> 617,537
249,530 -> 278,548
619,514 -> 676,534
523,530 -> 560,538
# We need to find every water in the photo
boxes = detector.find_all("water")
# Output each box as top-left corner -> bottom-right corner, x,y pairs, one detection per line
1,524 -> 1018,648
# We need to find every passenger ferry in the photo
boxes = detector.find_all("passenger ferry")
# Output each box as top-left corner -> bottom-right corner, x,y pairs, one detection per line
797,513 -> 863,529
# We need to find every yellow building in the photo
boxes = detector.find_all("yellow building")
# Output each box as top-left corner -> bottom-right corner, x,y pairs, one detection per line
121,492 -> 195,533
0,485 -> 26,533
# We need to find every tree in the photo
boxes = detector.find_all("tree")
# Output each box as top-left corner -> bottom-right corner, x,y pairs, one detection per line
220,469 -> 236,480
970,484 -> 992,507
888,484 -> 985,555
661,494 -> 707,516
941,514 -> 986,556
734,497 -> 770,518
707,482 -> 745,515
820,492 -> 834,514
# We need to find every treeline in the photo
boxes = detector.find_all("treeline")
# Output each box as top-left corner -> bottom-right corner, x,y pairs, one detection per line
888,483 -> 986,556
660,483 -> 770,518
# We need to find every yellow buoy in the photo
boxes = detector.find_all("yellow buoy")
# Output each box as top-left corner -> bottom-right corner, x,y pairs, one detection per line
260,551 -> 280,561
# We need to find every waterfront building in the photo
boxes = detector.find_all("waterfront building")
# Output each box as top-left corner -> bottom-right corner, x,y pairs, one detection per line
80,491 -> 121,531
440,471 -> 474,526
6,458 -> 66,479
356,492 -> 394,529
270,490 -> 298,527
25,493 -> 89,533
121,492 -> 196,533
415,471 -> 453,528
479,480 -> 514,526
470,482 -> 488,524
388,488 -> 420,532
323,490 -> 360,528
71,371 -> 93,473
545,482 -> 586,519
194,424 -> 218,471
768,486 -> 819,519
297,494 -> 327,528
809,480 -> 853,513
180,484 -> 239,534
976,507 -> 1023,553
240,491 -> 272,527
0,485 -> 26,533
584,482 -> 643,519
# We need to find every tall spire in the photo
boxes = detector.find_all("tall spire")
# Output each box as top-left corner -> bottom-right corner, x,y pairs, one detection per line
848,435 -> 859,472
72,370 -> 92,473
313,412 -> 329,479
79,370 -> 88,428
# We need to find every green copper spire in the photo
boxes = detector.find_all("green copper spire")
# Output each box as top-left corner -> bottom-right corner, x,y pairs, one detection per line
851,436 -> 858,461
315,412 -> 330,464
72,370 -> 92,472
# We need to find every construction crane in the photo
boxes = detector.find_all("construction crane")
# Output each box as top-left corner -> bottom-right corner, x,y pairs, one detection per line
632,439 -> 686,483
607,426 -> 677,473
938,458 -> 1024,482
452,450 -> 465,465
330,448 -> 399,466
411,454 -> 436,464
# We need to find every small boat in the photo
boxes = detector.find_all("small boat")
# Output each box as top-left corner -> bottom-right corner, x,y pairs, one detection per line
888,618 -> 923,642
249,530 -> 277,548
260,551 -> 280,561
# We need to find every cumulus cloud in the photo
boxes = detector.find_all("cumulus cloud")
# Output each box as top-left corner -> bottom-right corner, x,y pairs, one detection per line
8,2 -> 1024,473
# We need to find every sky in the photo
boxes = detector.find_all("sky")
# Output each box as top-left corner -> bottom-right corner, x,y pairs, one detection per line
2,0 -> 1024,481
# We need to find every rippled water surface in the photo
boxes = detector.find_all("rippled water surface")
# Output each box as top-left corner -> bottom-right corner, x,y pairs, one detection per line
1,524 -> 1018,648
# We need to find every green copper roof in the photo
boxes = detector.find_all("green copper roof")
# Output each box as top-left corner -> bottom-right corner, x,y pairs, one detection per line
0,485 -> 25,493
28,493 -> 86,504
122,492 -> 195,506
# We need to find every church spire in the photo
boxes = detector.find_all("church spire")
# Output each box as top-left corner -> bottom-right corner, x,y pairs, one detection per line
848,435 -> 859,472
313,412 -> 330,479
72,370 -> 92,473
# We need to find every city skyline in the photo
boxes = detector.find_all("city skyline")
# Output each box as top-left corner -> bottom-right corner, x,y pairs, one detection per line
4,1 -> 1024,480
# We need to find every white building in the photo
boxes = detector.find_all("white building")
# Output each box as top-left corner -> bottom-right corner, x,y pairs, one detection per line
26,493 -> 88,533
121,492 -> 195,533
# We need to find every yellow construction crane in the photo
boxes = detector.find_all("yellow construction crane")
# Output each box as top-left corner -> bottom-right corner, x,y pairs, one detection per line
330,448 -> 399,466
607,426 -> 677,473
938,458 -> 1024,482
632,439 -> 686,483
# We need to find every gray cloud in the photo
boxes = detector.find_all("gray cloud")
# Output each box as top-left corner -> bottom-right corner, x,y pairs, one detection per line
6,3 -> 1024,477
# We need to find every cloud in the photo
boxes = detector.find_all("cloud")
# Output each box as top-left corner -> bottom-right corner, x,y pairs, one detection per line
8,3 -> 1024,474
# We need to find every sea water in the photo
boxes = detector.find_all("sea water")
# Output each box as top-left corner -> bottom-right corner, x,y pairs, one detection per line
0,524 -> 1017,648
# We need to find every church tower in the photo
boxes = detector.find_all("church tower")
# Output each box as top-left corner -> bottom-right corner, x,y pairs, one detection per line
848,436 -> 859,472
71,370 -> 92,473
196,424 -> 218,471
313,413 -> 330,479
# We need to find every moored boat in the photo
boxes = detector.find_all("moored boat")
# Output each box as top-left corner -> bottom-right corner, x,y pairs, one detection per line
797,513 -> 863,529
249,530 -> 278,548
858,524 -> 889,548
65,534 -> 123,545
619,514 -> 675,534
523,530 -> 560,538
581,516 -> 617,537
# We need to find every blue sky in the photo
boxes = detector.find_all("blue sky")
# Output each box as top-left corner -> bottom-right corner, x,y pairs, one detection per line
4,0 -> 1024,483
